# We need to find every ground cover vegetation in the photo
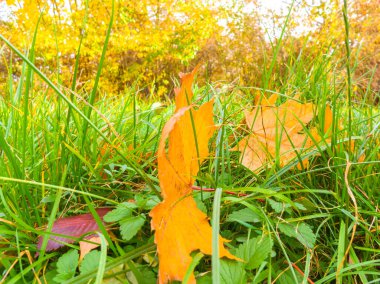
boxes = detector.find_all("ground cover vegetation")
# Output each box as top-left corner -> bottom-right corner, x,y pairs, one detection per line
0,0 -> 379,283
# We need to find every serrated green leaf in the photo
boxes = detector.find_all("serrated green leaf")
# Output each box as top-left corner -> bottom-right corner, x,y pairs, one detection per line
220,259 -> 246,284
120,215 -> 146,241
40,270 -> 59,284
278,222 -> 316,249
40,195 -> 55,203
79,250 -> 101,275
278,223 -> 296,238
268,199 -> 290,213
140,268 -> 157,284
53,249 -> 79,282
226,208 -> 261,223
143,196 -> 160,210
235,235 -> 272,269
123,201 -> 139,209
104,205 -> 133,223
294,198 -> 316,212
127,267 -> 156,284
135,194 -> 160,210
252,269 -> 270,284
197,274 -> 212,284
295,223 -> 316,249
294,202 -> 307,211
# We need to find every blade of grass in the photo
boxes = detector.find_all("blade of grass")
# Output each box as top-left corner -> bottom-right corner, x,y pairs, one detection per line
83,194 -> 117,255
37,166 -> 67,262
336,219 -> 346,284
0,176 -> 118,206
183,252 -> 204,284
343,0 -> 353,151
212,187 -> 223,283
81,0 -> 114,150
94,233 -> 107,284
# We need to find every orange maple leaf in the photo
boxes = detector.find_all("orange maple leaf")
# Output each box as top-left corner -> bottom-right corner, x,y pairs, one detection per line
150,67 -> 238,283
236,94 -> 330,172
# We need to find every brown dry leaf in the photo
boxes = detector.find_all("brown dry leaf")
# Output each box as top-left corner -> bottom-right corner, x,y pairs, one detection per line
79,235 -> 108,261
150,67 -> 238,284
236,95 -> 325,172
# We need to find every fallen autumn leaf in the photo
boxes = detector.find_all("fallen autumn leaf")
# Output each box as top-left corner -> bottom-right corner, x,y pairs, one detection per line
150,67 -> 238,283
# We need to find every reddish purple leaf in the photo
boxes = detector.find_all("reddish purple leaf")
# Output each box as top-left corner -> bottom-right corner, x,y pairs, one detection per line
36,208 -> 112,255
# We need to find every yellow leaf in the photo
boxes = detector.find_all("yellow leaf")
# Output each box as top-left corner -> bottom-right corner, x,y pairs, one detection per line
150,67 -> 238,284
237,95 -> 321,172
323,104 -> 334,133
174,64 -> 200,112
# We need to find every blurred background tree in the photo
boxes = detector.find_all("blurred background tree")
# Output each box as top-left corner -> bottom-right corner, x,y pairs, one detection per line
0,0 -> 379,102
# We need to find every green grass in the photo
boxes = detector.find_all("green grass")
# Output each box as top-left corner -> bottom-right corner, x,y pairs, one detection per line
1,3 -> 380,283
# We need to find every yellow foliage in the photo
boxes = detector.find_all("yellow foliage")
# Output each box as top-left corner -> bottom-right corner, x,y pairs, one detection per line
1,0 -> 379,98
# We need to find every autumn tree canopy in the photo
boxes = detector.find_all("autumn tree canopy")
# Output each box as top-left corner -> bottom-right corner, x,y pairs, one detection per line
1,0 -> 379,101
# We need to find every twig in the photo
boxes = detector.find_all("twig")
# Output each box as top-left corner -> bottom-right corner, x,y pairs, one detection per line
191,185 -> 247,197
291,262 -> 315,284
191,185 -> 266,203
